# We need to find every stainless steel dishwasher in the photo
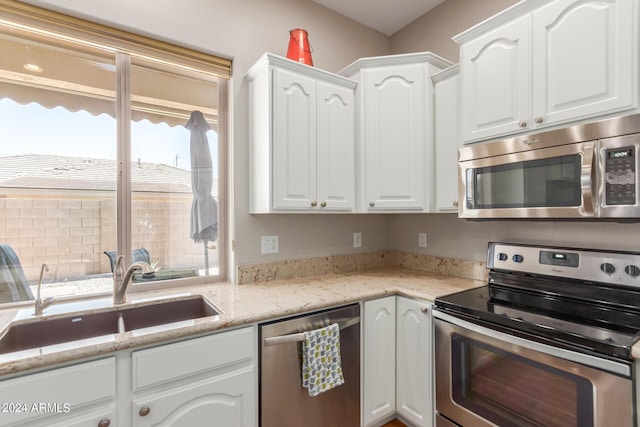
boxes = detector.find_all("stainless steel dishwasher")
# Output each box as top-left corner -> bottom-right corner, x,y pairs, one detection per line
259,303 -> 360,427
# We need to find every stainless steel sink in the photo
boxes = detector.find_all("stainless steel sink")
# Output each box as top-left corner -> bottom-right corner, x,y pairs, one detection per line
0,295 -> 220,355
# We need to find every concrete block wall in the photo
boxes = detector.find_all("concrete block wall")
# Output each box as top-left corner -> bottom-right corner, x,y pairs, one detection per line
0,193 -> 217,282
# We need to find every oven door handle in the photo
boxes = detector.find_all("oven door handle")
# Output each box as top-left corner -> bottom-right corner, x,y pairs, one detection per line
433,310 -> 631,377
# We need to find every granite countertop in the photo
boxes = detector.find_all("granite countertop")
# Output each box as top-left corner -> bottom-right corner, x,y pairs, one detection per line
0,267 -> 484,375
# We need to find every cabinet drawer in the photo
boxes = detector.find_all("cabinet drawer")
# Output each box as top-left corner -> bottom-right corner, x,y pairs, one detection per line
0,358 -> 116,425
132,327 -> 254,391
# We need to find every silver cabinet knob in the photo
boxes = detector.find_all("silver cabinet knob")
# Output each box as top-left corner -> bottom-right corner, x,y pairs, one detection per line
98,419 -> 111,427
310,201 -> 317,207
453,200 -> 459,207
139,406 -> 151,417
519,120 -> 527,128
369,202 -> 375,207
534,116 -> 543,124
421,307 -> 429,314
320,201 -> 327,207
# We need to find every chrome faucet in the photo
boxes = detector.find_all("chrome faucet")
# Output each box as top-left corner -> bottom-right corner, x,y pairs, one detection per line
35,263 -> 55,316
113,255 -> 154,304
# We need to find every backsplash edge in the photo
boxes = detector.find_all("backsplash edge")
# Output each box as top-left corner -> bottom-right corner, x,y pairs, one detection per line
236,251 -> 488,284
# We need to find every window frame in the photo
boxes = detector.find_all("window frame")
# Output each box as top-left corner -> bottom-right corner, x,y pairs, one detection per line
0,0 -> 230,293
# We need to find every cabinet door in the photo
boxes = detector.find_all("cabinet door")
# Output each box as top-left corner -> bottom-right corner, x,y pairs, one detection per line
532,0 -> 635,128
434,70 -> 461,212
396,298 -> 433,427
363,297 -> 396,426
363,65 -> 426,210
460,15 -> 531,143
133,366 -> 255,427
316,80 -> 355,211
272,67 -> 317,210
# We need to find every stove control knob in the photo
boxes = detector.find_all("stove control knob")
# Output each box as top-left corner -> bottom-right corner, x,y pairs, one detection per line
624,264 -> 640,278
497,253 -> 508,261
512,254 -> 524,263
600,262 -> 616,275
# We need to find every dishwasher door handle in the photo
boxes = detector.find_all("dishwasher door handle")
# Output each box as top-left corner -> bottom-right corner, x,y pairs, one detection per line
263,315 -> 360,346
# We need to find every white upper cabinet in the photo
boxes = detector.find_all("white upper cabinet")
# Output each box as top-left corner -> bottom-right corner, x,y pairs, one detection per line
532,0 -> 635,127
457,0 -> 638,143
316,80 -> 356,211
248,53 -> 356,213
460,14 -> 532,142
340,53 -> 451,212
433,64 -> 462,213
272,67 -> 317,210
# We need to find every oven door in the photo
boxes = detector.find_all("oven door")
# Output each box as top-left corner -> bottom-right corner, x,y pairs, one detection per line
434,311 -> 634,427
459,141 -> 596,218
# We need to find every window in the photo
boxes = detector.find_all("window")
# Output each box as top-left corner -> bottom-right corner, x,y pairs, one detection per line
0,1 -> 230,305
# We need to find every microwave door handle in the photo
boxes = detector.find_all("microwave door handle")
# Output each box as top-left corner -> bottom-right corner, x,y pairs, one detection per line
581,142 -> 596,216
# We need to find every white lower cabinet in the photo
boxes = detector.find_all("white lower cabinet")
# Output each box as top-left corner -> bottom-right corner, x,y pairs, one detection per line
396,297 -> 433,427
363,296 -> 433,427
363,296 -> 397,426
132,366 -> 254,426
130,326 -> 257,427
0,357 -> 117,427
0,326 -> 257,427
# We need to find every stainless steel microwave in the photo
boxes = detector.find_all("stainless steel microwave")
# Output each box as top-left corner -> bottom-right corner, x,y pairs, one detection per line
458,114 -> 640,219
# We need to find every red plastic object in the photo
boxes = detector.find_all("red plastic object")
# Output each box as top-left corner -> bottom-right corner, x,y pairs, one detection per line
286,28 -> 313,66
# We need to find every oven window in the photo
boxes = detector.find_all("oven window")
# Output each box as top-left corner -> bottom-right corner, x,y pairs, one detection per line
471,154 -> 582,209
451,334 -> 593,427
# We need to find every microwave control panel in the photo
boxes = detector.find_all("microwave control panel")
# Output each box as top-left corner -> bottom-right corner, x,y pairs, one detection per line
604,145 -> 636,205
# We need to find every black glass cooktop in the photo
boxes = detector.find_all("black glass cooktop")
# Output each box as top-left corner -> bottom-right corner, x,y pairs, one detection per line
435,272 -> 640,361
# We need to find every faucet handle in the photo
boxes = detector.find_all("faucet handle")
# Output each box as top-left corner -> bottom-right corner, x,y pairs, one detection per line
114,255 -> 125,281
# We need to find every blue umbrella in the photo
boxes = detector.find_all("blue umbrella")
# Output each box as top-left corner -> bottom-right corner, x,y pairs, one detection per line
186,111 -> 218,275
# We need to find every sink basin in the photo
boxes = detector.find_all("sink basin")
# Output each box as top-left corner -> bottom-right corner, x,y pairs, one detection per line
0,295 -> 220,355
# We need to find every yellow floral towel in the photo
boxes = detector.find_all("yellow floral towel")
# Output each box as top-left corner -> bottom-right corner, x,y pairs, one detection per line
302,323 -> 345,396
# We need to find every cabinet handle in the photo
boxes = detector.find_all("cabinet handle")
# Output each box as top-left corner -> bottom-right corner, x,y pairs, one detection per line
98,419 -> 111,427
534,116 -> 543,124
518,120 -> 527,128
453,200 -> 459,207
421,307 -> 429,314
311,201 -> 317,207
369,202 -> 375,207
139,406 -> 151,417
320,201 -> 327,208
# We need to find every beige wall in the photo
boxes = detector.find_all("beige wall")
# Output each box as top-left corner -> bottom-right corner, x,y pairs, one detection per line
389,0 -> 519,61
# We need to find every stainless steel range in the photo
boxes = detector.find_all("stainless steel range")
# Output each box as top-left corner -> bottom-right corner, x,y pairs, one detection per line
434,242 -> 640,427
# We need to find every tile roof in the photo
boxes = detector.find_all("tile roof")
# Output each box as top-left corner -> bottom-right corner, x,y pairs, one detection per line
0,154 -> 215,194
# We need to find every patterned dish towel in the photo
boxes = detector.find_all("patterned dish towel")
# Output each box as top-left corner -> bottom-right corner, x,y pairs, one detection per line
302,323 -> 345,396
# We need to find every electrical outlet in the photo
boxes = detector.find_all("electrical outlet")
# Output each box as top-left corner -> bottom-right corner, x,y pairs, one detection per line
261,235 -> 279,254
418,232 -> 427,248
353,232 -> 362,248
